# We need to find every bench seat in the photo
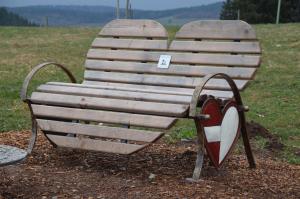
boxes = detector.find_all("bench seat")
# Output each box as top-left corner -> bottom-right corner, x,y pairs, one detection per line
31,80 -> 234,155
40,82 -> 234,101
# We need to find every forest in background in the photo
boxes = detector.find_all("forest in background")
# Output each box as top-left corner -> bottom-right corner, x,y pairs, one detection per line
0,7 -> 36,26
220,0 -> 300,23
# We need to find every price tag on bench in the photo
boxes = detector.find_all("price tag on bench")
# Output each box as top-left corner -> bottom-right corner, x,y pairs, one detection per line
158,55 -> 172,69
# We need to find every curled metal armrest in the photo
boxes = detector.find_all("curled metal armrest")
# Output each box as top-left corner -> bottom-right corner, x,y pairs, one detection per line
189,73 -> 243,117
20,62 -> 77,102
17,62 -> 76,157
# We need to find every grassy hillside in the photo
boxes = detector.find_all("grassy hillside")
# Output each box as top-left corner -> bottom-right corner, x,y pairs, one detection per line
0,23 -> 299,163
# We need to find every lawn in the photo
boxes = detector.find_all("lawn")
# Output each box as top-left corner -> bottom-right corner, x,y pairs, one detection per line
0,23 -> 299,163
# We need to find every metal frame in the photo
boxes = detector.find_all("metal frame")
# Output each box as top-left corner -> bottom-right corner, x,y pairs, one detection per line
21,62 -> 77,102
17,64 -> 254,179
20,62 -> 77,156
189,73 -> 256,181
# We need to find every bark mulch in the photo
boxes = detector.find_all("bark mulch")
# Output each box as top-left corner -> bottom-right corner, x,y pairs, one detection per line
0,131 -> 299,199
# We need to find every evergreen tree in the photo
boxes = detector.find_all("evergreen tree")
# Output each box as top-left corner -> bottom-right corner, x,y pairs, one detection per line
220,0 -> 300,23
0,7 -> 36,26
220,0 -> 238,20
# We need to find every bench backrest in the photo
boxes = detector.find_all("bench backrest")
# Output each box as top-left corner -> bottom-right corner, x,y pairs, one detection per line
84,19 -> 261,98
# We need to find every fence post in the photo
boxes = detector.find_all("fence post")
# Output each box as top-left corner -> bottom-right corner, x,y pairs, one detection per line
130,3 -> 133,19
276,0 -> 282,24
116,0 -> 120,19
126,0 -> 130,19
45,16 -> 48,27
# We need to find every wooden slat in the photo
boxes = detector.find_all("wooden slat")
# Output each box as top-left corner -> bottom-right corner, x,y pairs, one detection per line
82,81 -> 234,99
175,20 -> 257,40
85,60 -> 257,80
46,82 -> 234,99
31,105 -> 177,129
92,38 -> 168,50
48,81 -> 194,96
46,135 -> 145,155
99,19 -> 168,38
37,84 -> 192,104
170,41 -> 261,54
37,119 -> 164,143
31,92 -> 189,117
87,49 -> 261,67
84,71 -> 248,90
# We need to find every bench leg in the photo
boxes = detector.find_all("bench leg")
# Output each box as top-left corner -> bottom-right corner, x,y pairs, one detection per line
121,125 -> 130,143
192,143 -> 204,180
27,118 -> 38,154
240,112 -> 256,168
186,120 -> 205,182
23,104 -> 38,154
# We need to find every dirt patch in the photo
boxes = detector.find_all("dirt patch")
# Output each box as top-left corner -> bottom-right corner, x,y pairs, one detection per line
0,131 -> 299,199
247,121 -> 285,151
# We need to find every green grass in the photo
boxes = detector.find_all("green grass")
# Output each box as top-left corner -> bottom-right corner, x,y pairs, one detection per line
0,24 -> 299,163
250,24 -> 300,163
0,27 -> 96,131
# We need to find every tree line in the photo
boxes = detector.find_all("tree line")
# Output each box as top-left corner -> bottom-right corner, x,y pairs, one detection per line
0,7 -> 36,26
220,0 -> 300,23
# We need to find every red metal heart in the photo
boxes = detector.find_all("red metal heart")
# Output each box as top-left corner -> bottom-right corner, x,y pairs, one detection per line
200,98 -> 240,168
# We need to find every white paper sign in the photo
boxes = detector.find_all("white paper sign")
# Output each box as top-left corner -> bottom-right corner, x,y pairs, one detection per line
157,55 -> 172,69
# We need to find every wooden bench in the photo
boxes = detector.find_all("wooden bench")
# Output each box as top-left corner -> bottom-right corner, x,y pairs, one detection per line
17,19 -> 261,179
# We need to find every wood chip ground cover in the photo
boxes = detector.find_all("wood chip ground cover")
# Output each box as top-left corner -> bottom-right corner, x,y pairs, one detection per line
0,131 -> 299,198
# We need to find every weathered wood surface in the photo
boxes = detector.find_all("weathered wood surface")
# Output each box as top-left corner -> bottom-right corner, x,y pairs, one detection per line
87,49 -> 261,67
46,82 -> 234,99
31,105 -> 177,129
31,92 -> 189,117
99,19 -> 168,38
37,84 -> 192,104
84,71 -> 248,90
37,119 -> 163,143
175,20 -> 257,40
48,81 -> 195,96
170,41 -> 261,54
85,60 -> 257,80
46,135 -> 146,155
92,38 -> 168,50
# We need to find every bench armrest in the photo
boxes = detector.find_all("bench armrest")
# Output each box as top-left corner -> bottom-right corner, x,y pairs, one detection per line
189,73 -> 244,117
20,62 -> 77,102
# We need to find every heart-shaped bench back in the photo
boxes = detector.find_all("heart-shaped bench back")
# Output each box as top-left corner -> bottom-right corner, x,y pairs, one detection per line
84,19 -> 261,100
83,19 -> 182,94
171,20 -> 261,81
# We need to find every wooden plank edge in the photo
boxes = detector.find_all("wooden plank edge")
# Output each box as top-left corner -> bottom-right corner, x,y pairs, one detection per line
46,134 -> 146,155
36,119 -> 164,143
